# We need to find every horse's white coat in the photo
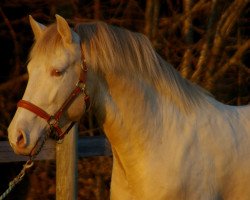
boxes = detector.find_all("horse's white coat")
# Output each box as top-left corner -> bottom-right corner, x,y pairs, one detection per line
8,15 -> 250,199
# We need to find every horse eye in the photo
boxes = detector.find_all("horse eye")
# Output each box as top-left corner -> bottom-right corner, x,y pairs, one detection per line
51,69 -> 63,77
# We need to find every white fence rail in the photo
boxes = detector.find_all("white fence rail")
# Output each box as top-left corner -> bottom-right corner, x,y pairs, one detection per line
0,135 -> 111,163
0,125 -> 112,200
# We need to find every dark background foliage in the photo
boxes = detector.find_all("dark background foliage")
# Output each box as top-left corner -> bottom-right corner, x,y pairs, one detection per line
0,0 -> 249,199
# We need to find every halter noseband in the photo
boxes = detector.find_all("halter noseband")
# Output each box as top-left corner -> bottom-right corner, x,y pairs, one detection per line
17,51 -> 89,141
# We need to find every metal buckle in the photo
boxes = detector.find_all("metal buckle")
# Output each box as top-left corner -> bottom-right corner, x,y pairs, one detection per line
56,139 -> 64,144
76,81 -> 86,91
48,116 -> 59,139
49,127 -> 62,142
80,62 -> 88,72
48,116 -> 58,126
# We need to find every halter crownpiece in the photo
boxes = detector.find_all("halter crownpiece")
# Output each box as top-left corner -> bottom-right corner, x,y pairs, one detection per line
17,49 -> 89,141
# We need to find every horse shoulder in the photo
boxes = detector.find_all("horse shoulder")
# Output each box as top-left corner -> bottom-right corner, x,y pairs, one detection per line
110,149 -> 134,200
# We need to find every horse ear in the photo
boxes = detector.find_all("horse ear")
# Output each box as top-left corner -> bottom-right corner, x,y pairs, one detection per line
55,14 -> 72,45
29,15 -> 46,40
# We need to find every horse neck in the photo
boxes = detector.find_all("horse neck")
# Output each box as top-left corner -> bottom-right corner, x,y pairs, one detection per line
89,71 -> 183,160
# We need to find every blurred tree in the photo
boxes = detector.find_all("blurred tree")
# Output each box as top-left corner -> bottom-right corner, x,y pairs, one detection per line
0,0 -> 249,199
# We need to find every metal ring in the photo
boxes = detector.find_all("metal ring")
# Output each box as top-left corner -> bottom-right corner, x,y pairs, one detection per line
80,63 -> 88,72
76,81 -> 86,91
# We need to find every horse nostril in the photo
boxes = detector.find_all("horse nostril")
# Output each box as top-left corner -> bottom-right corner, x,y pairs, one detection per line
16,129 -> 27,148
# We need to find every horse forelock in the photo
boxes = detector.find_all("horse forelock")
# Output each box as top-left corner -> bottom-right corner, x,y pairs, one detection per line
29,24 -> 64,60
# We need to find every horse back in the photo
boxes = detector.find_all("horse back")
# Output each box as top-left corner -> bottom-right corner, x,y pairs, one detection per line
237,104 -> 250,135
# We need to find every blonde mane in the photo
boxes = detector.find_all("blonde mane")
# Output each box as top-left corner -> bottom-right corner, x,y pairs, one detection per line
75,22 -> 210,112
29,21 -> 210,112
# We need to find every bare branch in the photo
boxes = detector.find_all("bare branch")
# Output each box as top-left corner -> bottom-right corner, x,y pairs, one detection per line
191,0 -> 222,82
0,8 -> 21,77
93,0 -> 101,20
212,39 -> 250,84
159,0 -> 211,35
144,0 -> 160,44
179,0 -> 193,79
205,0 -> 248,79
0,74 -> 28,92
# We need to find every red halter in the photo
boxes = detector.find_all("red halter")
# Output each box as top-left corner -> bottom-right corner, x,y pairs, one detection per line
17,53 -> 89,141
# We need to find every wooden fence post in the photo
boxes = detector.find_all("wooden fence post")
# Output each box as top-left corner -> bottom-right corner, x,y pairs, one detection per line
56,124 -> 78,200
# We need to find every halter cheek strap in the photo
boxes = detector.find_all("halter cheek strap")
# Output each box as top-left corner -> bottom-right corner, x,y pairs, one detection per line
17,53 -> 89,141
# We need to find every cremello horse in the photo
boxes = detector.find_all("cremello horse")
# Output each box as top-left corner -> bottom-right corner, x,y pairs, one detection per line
8,15 -> 250,200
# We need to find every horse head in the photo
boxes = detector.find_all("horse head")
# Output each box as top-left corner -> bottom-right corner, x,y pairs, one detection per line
8,15 -> 87,155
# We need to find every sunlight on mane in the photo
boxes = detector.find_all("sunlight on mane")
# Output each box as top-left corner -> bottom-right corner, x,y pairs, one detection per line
75,22 -> 210,113
28,21 -> 210,113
